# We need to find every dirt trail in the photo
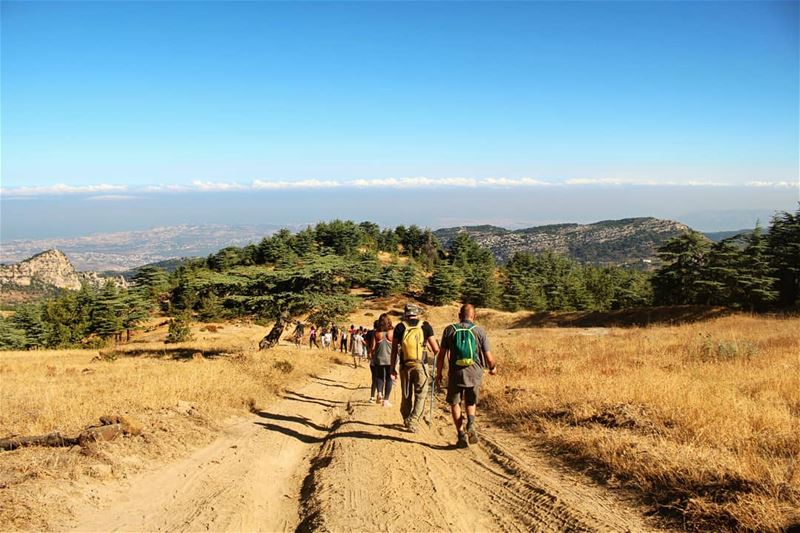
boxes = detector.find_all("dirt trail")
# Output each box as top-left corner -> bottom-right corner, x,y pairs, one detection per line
63,362 -> 661,532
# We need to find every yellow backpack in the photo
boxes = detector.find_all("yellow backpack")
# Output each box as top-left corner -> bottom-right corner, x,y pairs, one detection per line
401,321 -> 425,366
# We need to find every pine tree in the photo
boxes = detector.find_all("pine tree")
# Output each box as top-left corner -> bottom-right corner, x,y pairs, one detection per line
92,282 -> 125,342
652,231 -> 711,305
0,315 -> 30,350
367,265 -> 403,297
767,208 -> 800,308
423,263 -> 460,306
132,265 -> 169,300
739,225 -> 778,311
460,258 -> 499,307
11,304 -> 47,348
121,290 -> 152,341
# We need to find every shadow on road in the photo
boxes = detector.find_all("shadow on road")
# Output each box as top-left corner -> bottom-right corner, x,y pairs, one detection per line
256,422 -> 459,451
252,411 -> 330,432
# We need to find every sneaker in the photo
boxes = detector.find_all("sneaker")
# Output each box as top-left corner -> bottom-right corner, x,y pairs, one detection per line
456,432 -> 469,448
467,425 -> 478,445
368,397 -> 376,403
382,400 -> 392,407
407,425 -> 418,434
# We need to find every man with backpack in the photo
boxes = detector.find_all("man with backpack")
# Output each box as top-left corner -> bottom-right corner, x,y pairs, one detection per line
391,303 -> 439,433
436,304 -> 497,448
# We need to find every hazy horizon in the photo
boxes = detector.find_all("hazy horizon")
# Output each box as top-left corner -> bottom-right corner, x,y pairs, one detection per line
1,185 -> 796,242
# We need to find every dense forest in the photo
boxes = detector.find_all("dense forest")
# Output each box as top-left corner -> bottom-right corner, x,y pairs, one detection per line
1,209 -> 798,350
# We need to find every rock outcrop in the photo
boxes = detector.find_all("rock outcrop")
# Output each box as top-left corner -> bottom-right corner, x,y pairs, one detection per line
0,249 -> 127,291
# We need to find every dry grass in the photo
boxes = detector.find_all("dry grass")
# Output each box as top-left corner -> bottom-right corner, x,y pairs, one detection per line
0,319 -> 339,530
478,314 -> 800,532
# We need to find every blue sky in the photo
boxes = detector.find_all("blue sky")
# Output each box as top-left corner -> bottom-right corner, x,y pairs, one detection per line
0,1 -> 798,238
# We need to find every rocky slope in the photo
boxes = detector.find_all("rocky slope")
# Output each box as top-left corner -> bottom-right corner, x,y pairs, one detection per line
0,249 -> 127,294
434,217 -> 692,265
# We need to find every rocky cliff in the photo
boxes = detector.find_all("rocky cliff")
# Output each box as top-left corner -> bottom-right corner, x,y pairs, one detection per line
434,217 -> 692,265
0,249 -> 128,292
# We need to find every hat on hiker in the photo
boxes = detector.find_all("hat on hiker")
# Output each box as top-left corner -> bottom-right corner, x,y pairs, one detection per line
404,303 -> 421,318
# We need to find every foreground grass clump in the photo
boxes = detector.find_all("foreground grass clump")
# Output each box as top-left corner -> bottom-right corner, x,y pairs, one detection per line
482,315 -> 800,532
0,322 -> 332,437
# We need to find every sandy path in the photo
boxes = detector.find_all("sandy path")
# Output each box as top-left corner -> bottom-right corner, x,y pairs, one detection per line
65,362 -> 662,532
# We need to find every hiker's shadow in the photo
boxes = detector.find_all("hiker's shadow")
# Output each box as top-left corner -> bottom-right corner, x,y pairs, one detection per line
256,422 -> 458,451
252,411 -> 329,432
282,390 -> 349,408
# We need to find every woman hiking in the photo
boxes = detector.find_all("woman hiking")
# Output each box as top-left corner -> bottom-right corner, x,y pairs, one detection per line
368,313 -> 395,407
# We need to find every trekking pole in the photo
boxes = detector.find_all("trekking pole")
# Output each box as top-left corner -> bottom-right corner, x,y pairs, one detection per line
429,358 -> 435,428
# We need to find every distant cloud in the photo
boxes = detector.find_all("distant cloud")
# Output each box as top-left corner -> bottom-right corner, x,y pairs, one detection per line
0,183 -> 128,197
746,181 -> 798,188
1,177 -> 796,198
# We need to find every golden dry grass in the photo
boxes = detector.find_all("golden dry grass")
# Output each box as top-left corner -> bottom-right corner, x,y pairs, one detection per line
479,314 -> 800,532
0,319 -> 341,530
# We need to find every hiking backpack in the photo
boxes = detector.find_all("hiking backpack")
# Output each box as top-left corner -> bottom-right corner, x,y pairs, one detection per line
451,323 -> 478,367
401,322 -> 425,366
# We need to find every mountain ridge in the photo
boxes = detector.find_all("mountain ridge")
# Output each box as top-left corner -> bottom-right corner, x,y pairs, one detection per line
434,217 -> 692,265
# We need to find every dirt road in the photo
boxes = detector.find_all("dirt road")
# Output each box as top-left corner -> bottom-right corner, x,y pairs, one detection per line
64,362 -> 660,532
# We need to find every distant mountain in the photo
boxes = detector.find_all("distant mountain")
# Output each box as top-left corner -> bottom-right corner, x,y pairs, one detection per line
0,224 -> 289,271
702,229 -> 754,242
434,217 -> 691,265
0,249 -> 127,304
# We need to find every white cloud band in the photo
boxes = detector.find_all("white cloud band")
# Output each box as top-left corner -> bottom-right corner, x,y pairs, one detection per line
1,177 -> 796,197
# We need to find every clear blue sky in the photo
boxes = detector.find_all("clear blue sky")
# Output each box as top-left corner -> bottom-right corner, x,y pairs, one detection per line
2,0 -> 798,190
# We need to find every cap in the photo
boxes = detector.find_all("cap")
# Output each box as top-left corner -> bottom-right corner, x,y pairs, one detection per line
404,303 -> 421,317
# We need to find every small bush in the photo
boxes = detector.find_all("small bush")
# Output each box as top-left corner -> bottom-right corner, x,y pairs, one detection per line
272,360 -> 294,374
165,313 -> 194,344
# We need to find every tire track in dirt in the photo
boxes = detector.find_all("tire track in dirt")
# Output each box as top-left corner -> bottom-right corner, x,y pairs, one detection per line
291,366 -> 665,533
63,362 -> 666,532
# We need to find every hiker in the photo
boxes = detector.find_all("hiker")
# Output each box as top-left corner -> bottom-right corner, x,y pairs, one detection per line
331,324 -> 339,346
340,327 -> 348,352
369,313 -> 394,406
309,326 -> 320,349
351,328 -> 364,368
348,324 -> 355,353
391,303 -> 439,432
292,322 -> 305,349
436,304 -> 497,448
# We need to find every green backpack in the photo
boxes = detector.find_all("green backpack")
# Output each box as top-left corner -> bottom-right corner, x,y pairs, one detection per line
451,323 -> 478,367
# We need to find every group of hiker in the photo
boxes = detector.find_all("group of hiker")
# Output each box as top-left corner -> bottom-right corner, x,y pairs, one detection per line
284,303 -> 497,447
372,303 -> 497,448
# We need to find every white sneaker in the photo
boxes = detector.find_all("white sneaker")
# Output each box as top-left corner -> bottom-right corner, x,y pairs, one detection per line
368,397 -> 376,403
382,400 -> 392,407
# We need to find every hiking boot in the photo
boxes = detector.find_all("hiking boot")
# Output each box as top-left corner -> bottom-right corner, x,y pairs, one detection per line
456,432 -> 469,448
467,425 -> 478,445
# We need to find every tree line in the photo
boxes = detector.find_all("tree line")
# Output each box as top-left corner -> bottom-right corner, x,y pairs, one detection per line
1,210 -> 797,350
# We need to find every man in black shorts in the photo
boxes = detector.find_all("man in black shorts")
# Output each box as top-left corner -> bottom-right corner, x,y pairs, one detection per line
436,304 -> 497,448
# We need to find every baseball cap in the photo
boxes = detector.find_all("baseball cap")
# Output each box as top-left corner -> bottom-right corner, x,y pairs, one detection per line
404,303 -> 421,317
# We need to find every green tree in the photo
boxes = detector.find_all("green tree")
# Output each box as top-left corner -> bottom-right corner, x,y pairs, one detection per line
767,208 -> 800,308
367,265 -> 403,297
92,282 -> 125,342
11,304 -> 47,348
0,315 -> 30,350
423,263 -> 460,306
132,265 -> 169,300
652,231 -> 711,305
166,311 -> 194,343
